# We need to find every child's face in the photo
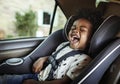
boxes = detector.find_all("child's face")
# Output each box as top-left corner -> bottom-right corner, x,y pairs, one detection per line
68,18 -> 93,50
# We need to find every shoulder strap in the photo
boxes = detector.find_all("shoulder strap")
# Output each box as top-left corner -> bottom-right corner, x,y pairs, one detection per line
52,43 -> 69,58
43,43 -> 69,69
48,43 -> 84,70
46,50 -> 84,81
57,50 -> 84,64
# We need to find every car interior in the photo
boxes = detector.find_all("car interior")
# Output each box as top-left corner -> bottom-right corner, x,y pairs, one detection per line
0,0 -> 120,84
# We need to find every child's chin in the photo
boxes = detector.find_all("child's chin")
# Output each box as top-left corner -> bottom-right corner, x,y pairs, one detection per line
70,44 -> 79,49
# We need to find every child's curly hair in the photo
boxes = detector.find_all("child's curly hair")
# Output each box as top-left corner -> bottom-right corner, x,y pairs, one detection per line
65,8 -> 103,36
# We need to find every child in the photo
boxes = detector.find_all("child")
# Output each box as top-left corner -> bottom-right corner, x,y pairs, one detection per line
23,9 -> 102,84
0,9 -> 102,84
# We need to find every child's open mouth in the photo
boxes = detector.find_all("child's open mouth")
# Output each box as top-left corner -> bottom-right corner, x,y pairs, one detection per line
71,35 -> 80,44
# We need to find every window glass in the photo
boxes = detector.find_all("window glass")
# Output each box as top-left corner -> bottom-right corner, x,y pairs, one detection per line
0,0 -> 59,39
52,7 -> 67,33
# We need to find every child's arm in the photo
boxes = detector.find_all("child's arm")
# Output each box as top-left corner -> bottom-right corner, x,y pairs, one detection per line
32,56 -> 49,73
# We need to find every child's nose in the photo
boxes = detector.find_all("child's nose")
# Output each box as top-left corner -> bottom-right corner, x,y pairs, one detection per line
73,28 -> 79,33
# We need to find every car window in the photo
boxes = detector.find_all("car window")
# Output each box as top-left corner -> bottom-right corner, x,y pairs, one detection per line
0,0 -> 66,40
52,6 -> 67,33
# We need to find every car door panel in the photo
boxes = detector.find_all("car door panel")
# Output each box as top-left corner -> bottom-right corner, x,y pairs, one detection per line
0,29 -> 65,74
0,37 -> 45,63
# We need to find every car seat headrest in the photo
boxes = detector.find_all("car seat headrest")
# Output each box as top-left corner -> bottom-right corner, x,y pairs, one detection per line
89,15 -> 120,58
63,16 -> 76,40
103,2 -> 120,18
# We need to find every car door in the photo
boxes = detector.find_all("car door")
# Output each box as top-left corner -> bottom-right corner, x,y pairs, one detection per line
0,37 -> 44,63
0,0 -> 67,74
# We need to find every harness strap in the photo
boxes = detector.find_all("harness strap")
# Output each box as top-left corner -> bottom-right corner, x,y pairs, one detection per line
42,43 -> 69,69
52,43 -> 70,58
47,43 -> 69,70
45,43 -> 84,80
46,50 -> 84,80
57,50 -> 84,64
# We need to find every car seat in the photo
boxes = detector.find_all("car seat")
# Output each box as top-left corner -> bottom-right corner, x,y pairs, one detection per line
100,54 -> 120,84
71,15 -> 120,84
97,1 -> 120,19
0,15 -> 119,84
0,29 -> 66,74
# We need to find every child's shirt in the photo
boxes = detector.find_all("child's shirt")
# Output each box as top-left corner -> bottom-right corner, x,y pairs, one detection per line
38,42 -> 92,81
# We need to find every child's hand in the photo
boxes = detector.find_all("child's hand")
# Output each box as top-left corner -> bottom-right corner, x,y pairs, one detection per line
32,56 -> 48,73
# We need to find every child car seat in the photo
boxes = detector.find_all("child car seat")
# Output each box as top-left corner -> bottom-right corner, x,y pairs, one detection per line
0,15 -> 119,84
71,15 -> 120,84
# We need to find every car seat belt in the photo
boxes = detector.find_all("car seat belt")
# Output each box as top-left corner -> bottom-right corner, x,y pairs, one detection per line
42,43 -> 69,69
45,43 -> 84,80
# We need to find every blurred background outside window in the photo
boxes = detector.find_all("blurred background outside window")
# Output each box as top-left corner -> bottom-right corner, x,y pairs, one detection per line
0,0 -> 67,39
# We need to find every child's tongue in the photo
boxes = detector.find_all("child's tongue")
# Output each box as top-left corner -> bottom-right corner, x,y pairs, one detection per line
71,36 -> 80,44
